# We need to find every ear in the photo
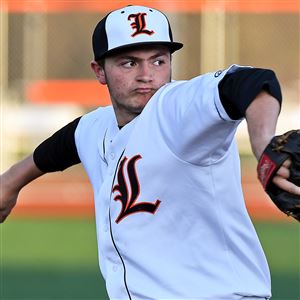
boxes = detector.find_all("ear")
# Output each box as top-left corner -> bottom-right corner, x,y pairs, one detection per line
91,60 -> 106,85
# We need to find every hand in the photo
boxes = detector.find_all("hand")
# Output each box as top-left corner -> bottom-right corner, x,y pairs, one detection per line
257,130 -> 300,221
272,159 -> 300,196
0,173 -> 20,223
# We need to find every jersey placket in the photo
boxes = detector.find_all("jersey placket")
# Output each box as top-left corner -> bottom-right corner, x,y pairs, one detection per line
100,121 -> 137,299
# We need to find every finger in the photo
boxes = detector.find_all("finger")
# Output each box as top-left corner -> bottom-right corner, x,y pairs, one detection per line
272,175 -> 300,195
282,159 -> 291,168
276,165 -> 290,179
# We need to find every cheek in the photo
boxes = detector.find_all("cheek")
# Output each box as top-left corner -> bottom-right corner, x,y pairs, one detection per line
115,78 -> 129,93
156,70 -> 171,86
107,74 -> 130,98
106,70 -> 123,86
156,65 -> 171,81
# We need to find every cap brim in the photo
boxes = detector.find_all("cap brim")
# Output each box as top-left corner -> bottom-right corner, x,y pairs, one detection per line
96,41 -> 183,60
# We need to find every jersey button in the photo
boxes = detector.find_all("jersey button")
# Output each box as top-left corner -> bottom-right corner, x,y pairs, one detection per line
110,153 -> 115,160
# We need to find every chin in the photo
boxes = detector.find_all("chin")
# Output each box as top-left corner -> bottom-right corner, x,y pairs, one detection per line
132,105 -> 146,114
134,97 -> 152,110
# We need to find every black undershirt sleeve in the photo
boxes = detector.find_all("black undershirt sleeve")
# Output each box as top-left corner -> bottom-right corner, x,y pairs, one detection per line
33,117 -> 81,172
218,67 -> 282,120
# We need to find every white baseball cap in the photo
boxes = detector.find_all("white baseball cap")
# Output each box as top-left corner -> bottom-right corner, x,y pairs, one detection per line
92,5 -> 183,60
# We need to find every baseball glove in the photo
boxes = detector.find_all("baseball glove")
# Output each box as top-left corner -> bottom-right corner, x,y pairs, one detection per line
257,130 -> 300,222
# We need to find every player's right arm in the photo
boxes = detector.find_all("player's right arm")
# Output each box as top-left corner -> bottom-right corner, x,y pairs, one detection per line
0,154 -> 44,222
0,117 -> 81,223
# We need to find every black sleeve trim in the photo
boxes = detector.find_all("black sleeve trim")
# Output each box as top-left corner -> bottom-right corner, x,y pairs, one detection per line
33,117 -> 81,172
218,68 -> 282,120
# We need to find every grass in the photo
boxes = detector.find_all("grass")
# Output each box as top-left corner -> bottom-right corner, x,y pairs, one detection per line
1,218 -> 299,300
254,221 -> 300,300
1,218 -> 107,300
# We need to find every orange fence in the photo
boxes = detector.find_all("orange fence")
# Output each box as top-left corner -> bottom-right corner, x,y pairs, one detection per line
27,80 -> 111,106
5,0 -> 299,106
2,0 -> 300,13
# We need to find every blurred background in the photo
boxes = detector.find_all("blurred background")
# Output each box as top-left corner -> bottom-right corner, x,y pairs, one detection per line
0,0 -> 299,299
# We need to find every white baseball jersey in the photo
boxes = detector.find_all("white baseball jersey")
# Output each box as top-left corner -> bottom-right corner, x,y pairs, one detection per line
75,65 -> 271,300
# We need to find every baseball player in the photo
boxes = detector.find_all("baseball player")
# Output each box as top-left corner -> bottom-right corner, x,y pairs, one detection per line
1,5 -> 300,300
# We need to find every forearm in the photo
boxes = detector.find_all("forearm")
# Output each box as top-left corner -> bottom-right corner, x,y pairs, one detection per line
3,154 -> 44,191
1,117 -> 81,222
0,154 -> 44,222
245,90 -> 280,160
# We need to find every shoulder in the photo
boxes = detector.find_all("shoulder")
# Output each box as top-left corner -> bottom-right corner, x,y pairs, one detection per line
74,105 -> 116,161
159,65 -> 246,95
79,105 -> 115,126
75,105 -> 115,142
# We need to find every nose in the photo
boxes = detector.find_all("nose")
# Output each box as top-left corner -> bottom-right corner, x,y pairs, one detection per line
136,63 -> 153,83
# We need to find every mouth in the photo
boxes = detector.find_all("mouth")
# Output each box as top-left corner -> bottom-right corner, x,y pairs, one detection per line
134,88 -> 156,95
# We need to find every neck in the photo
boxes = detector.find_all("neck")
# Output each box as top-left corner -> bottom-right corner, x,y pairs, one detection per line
114,108 -> 140,127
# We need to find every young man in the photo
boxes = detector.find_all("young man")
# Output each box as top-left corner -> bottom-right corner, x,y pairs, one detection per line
1,5 -> 299,300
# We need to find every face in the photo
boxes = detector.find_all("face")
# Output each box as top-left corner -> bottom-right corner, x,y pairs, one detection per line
91,45 -> 172,126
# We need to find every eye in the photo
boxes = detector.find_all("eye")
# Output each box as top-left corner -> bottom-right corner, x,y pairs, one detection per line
153,59 -> 165,66
122,60 -> 136,68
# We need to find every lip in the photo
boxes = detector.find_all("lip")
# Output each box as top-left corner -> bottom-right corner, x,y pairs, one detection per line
134,88 -> 155,94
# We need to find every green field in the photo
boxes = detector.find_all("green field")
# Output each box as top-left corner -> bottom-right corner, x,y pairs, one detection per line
1,218 -> 299,300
